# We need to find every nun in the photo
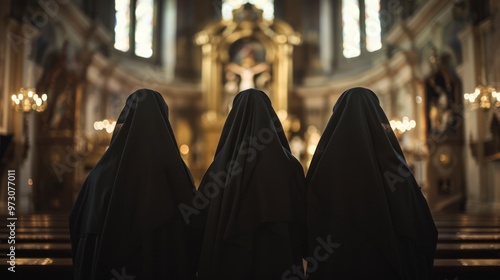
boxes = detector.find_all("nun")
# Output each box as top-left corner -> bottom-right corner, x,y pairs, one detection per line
306,87 -> 437,279
69,89 -> 198,280
196,89 -> 307,280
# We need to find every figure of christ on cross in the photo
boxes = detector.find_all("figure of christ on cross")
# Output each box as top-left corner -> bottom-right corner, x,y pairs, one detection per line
226,56 -> 269,91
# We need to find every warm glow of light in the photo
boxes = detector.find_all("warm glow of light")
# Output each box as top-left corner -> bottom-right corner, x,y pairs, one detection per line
306,126 -> 321,156
94,120 -> 117,133
205,111 -> 218,122
11,88 -> 47,112
291,118 -> 301,132
180,144 -> 190,155
307,144 -> 317,155
464,85 -> 499,110
277,110 -> 288,121
416,96 -> 422,104
439,153 -> 451,166
390,117 -> 416,134
290,136 -> 304,158
108,122 -> 115,132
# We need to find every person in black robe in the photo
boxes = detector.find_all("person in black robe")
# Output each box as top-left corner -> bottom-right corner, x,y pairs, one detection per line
195,89 -> 306,280
69,89 -> 198,280
305,87 -> 438,279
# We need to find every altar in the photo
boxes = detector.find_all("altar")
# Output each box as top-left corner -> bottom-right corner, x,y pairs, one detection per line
195,3 -> 301,167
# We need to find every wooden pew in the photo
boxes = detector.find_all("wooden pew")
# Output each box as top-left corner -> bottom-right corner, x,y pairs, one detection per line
438,227 -> 500,234
432,213 -> 500,279
435,243 -> 500,258
438,233 -> 500,243
0,214 -> 73,278
0,227 -> 69,234
0,233 -> 70,243
0,243 -> 72,258
2,213 -> 500,280
433,259 -> 500,280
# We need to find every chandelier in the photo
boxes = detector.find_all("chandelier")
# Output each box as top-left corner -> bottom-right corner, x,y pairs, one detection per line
11,88 -> 47,112
390,117 -> 416,134
94,119 -> 117,134
464,85 -> 500,110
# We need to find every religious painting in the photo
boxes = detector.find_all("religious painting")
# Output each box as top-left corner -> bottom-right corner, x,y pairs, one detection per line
224,39 -> 271,112
424,51 -> 463,140
35,40 -> 79,134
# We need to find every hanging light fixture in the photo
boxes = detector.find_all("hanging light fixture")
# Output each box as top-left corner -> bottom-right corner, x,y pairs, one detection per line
94,119 -> 117,134
464,85 -> 500,110
11,88 -> 47,113
390,117 -> 416,134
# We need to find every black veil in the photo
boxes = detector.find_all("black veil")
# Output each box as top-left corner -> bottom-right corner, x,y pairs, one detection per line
196,89 -> 306,280
306,87 -> 437,279
69,89 -> 197,280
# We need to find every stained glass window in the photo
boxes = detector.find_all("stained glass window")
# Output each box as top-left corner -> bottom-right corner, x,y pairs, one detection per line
222,0 -> 274,20
135,0 -> 154,58
114,0 -> 155,58
342,0 -> 361,58
365,0 -> 382,52
342,0 -> 382,58
114,0 -> 131,52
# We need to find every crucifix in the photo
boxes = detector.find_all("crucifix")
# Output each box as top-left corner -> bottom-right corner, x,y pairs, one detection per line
226,43 -> 269,90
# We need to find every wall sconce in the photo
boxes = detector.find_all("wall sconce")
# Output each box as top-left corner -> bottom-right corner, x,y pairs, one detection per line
11,88 -> 47,112
464,85 -> 500,110
465,85 -> 500,160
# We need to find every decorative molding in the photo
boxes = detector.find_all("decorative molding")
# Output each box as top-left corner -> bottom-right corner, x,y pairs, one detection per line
87,52 -> 201,99
296,51 -> 410,98
385,0 -> 453,46
58,1 -> 113,46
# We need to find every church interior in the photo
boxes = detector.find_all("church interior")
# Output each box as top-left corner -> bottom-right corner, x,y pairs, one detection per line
0,0 -> 500,278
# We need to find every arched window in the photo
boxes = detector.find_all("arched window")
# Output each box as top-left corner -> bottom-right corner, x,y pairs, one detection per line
222,0 -> 274,20
114,0 -> 155,58
342,0 -> 382,58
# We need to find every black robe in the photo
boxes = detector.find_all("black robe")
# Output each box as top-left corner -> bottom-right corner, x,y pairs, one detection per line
305,87 -> 438,279
69,89 -> 198,280
196,89 -> 306,280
